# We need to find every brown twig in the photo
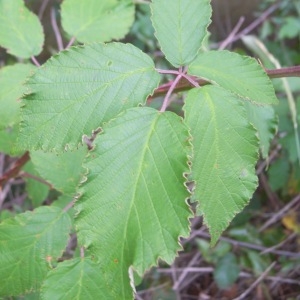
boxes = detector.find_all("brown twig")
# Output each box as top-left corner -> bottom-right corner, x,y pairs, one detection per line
194,231 -> 300,258
0,152 -> 30,187
259,193 -> 300,232
150,66 -> 300,100
233,262 -> 276,300
225,1 -> 281,45
20,171 -> 53,189
219,16 -> 245,50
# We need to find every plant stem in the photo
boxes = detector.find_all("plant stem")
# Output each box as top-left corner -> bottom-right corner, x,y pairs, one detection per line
151,65 -> 300,99
160,74 -> 183,112
51,8 -> 64,51
66,37 -> 76,49
0,152 -> 30,186
31,56 -> 40,67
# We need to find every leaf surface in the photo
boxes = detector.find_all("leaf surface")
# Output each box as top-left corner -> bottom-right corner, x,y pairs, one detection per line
61,0 -> 135,43
184,86 -> 258,245
23,161 -> 49,207
18,43 -> 160,152
0,0 -> 44,58
151,0 -> 211,67
0,206 -> 71,296
30,146 -> 88,196
0,125 -> 22,156
243,102 -> 277,158
0,64 -> 35,129
41,258 -> 107,299
75,107 -> 191,298
188,50 -> 278,105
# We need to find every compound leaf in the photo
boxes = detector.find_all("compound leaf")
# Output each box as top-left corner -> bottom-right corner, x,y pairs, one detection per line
0,0 -> 44,58
151,0 -> 211,67
184,86 -> 258,245
61,0 -> 135,43
41,258 -> 107,299
75,107 -> 191,298
0,64 -> 35,129
188,50 -> 278,105
0,206 -> 72,297
243,102 -> 277,158
17,43 -> 160,152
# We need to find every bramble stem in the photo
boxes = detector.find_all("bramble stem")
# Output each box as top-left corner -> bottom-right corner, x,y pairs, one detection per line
51,8 -> 64,51
66,37 -> 76,48
152,65 -> 300,99
31,56 -> 40,67
160,74 -> 183,112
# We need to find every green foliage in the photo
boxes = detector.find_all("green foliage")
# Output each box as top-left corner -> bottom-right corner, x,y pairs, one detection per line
0,0 -> 283,298
41,258 -> 108,299
61,0 -> 135,43
0,64 -> 35,129
17,43 -> 160,151
151,0 -> 212,67
0,0 -> 44,58
184,86 -> 258,245
76,108 -> 191,297
188,50 -> 278,105
0,206 -> 72,296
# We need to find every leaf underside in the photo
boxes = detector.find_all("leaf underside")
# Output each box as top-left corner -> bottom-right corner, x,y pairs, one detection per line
17,43 -> 160,152
75,107 -> 192,298
188,50 -> 278,105
0,0 -> 44,58
184,86 -> 259,245
151,0 -> 212,68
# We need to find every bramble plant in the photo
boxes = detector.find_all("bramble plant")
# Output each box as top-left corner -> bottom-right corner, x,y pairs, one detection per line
0,0 -> 299,299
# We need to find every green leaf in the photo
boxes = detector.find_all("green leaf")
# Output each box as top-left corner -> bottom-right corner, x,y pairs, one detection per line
23,161 -> 49,207
75,107 -> 191,298
243,102 -> 277,158
214,253 -> 240,289
17,43 -> 160,152
188,50 -> 278,105
0,0 -> 44,58
0,125 -> 22,156
30,146 -> 88,195
0,64 -> 35,129
61,0 -> 135,43
151,0 -> 211,67
184,86 -> 258,245
0,206 -> 72,297
41,258 -> 108,299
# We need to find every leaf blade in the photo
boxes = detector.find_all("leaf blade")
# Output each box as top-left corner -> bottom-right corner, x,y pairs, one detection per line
0,0 -> 44,58
61,0 -> 135,43
243,102 -> 278,158
151,0 -> 211,67
188,50 -> 278,105
17,43 -> 160,152
0,64 -> 35,129
184,86 -> 258,245
41,258 -> 108,300
0,206 -> 71,296
30,146 -> 88,196
75,107 -> 191,298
